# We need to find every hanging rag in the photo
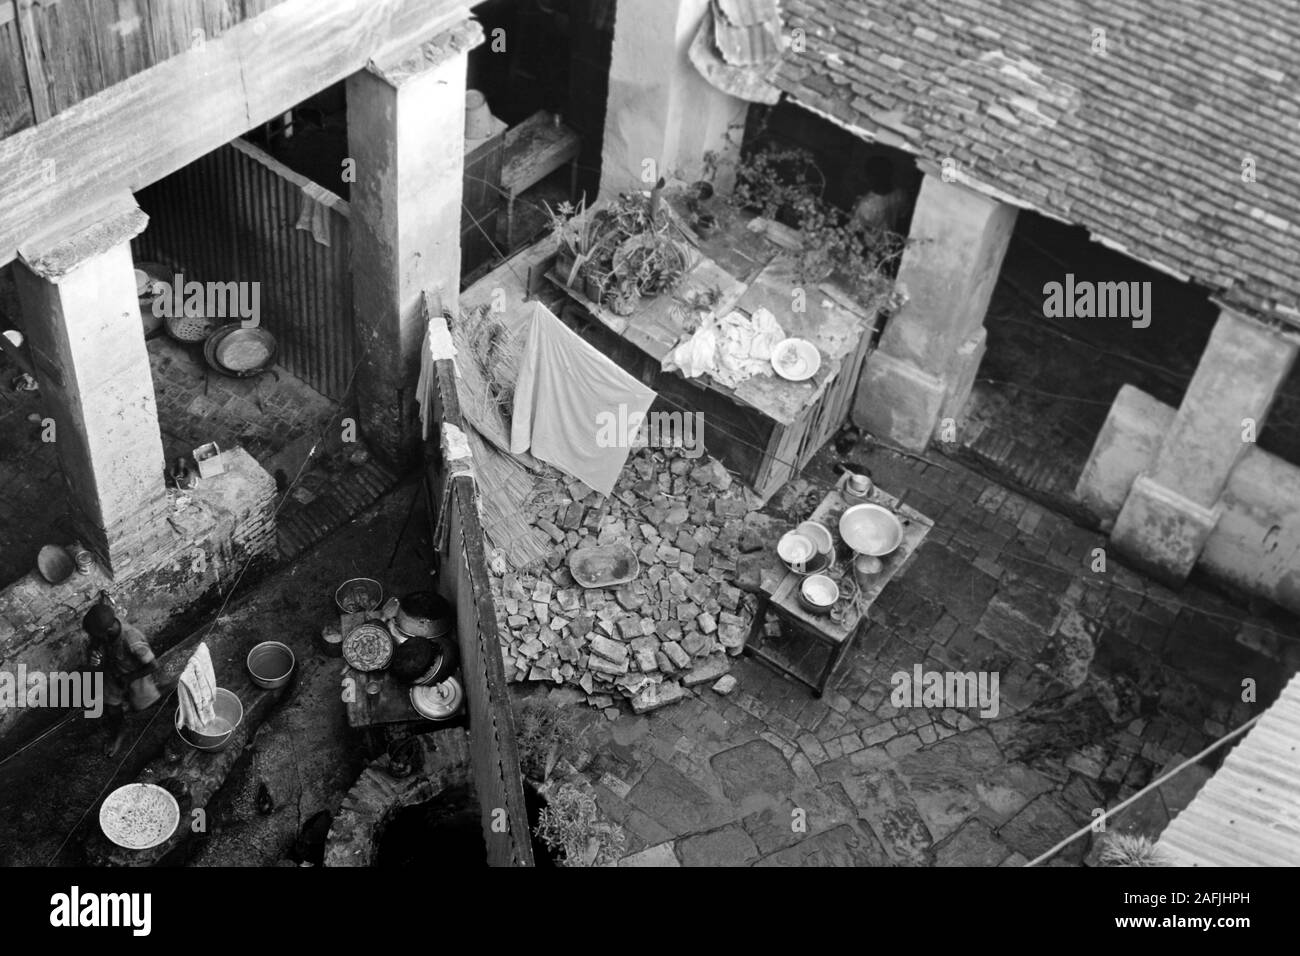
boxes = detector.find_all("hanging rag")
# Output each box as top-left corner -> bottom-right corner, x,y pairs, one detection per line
663,306 -> 785,388
294,181 -> 338,246
417,309 -> 459,441
510,302 -> 656,495
177,642 -> 218,733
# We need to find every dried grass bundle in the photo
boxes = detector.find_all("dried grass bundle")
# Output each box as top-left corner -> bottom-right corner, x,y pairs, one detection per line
462,303 -> 527,427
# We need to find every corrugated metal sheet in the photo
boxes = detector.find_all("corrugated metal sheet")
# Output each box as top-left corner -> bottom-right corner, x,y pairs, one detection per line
133,138 -> 355,401
1157,671 -> 1300,866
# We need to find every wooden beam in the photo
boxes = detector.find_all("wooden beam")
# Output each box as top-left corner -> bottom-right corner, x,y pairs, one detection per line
13,0 -> 52,123
0,0 -> 472,267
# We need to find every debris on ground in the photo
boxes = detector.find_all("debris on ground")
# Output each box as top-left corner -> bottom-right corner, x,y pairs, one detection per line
491,446 -> 786,713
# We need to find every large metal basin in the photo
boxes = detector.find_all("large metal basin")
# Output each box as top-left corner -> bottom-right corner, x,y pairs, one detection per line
839,504 -> 903,557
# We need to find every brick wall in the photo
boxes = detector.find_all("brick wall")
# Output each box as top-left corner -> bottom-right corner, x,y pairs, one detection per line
0,447 -> 277,744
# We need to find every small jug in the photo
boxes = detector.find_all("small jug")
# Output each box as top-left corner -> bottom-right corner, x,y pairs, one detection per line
845,471 -> 873,498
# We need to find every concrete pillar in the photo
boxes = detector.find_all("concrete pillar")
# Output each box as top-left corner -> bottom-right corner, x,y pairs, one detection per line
599,0 -> 747,198
346,21 -> 482,468
12,194 -> 168,576
853,174 -> 1018,450
1111,309 -> 1299,583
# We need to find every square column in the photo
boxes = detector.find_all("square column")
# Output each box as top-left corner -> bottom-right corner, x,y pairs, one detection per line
853,174 -> 1017,450
12,194 -> 168,576
346,21 -> 482,468
598,0 -> 747,197
1111,309 -> 1299,583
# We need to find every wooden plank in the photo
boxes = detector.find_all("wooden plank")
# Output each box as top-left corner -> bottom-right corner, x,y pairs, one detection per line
0,20 -> 34,135
0,0 -> 471,267
501,110 -> 581,196
14,0 -> 52,122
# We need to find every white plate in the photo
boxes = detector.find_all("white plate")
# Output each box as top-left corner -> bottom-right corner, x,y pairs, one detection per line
99,783 -> 180,851
771,338 -> 821,381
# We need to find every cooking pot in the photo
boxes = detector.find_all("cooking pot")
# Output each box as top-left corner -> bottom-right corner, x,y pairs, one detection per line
396,591 -> 453,639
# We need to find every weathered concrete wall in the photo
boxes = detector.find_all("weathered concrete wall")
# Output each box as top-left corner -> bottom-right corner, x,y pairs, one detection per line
599,0 -> 746,197
1077,386 -> 1300,615
1109,310 -> 1299,583
854,175 -> 1018,450
1075,385 -> 1175,527
346,22 -> 481,468
0,447 -> 276,743
13,199 -> 169,574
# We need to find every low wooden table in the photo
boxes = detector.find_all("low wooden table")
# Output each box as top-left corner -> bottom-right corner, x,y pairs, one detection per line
501,110 -> 582,248
744,474 -> 934,696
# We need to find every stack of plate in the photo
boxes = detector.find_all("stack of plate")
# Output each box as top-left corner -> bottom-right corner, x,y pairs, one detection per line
204,323 -> 277,378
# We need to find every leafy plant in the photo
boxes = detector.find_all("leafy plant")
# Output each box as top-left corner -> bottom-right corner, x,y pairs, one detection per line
513,696 -> 581,783
545,198 -> 611,287
1098,833 -> 1171,867
533,784 -> 627,867
702,122 -> 913,316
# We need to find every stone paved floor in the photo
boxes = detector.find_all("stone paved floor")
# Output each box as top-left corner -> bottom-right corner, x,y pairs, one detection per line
516,441 -> 1300,866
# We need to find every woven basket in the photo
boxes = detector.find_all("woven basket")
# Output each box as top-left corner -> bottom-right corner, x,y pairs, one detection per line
165,311 -> 217,343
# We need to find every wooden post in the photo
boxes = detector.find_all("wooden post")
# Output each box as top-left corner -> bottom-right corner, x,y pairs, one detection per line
14,0 -> 52,122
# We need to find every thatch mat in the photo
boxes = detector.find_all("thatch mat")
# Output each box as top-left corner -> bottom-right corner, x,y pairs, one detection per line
450,304 -> 551,571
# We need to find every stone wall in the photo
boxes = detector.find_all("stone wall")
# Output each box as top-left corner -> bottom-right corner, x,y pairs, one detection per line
1076,386 -> 1300,615
0,446 -> 276,743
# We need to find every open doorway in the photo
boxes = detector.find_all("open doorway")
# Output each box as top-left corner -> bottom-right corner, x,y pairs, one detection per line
945,209 -> 1238,516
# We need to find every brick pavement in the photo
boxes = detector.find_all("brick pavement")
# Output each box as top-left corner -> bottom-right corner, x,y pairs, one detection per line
518,442 -> 1300,866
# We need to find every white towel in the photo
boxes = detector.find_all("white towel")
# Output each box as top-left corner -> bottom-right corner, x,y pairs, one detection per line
294,181 -> 337,246
178,642 -> 217,732
509,302 -> 657,495
663,306 -> 786,388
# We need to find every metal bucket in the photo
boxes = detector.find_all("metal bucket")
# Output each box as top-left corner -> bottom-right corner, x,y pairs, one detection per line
174,688 -> 243,752
246,641 -> 295,690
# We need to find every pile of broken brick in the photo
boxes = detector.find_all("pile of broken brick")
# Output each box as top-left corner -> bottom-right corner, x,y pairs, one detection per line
491,447 -> 786,716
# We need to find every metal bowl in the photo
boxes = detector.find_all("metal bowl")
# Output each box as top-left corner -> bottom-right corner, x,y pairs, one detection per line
204,323 -> 278,378
777,531 -> 815,567
839,503 -> 903,557
796,521 -> 834,555
100,783 -> 180,851
335,577 -> 383,614
799,574 -> 839,614
174,687 -> 243,751
37,544 -> 74,584
246,641 -> 296,690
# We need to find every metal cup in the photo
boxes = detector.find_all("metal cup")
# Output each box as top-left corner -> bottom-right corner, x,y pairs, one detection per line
847,472 -> 872,497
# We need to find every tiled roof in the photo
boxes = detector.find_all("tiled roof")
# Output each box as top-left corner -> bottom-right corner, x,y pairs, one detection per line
775,0 -> 1300,326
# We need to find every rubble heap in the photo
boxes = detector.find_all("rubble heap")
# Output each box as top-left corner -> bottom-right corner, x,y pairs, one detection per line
492,447 -> 780,715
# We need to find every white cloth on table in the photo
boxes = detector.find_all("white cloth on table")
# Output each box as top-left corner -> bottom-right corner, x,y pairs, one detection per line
509,302 -> 657,496
662,306 -> 785,389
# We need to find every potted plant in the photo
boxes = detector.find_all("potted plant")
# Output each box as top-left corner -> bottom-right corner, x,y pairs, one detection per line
545,198 -> 615,289
605,274 -> 640,316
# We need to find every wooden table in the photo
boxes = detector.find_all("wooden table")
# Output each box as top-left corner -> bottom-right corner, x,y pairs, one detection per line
744,473 -> 934,696
500,110 -> 582,248
546,195 -> 877,502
